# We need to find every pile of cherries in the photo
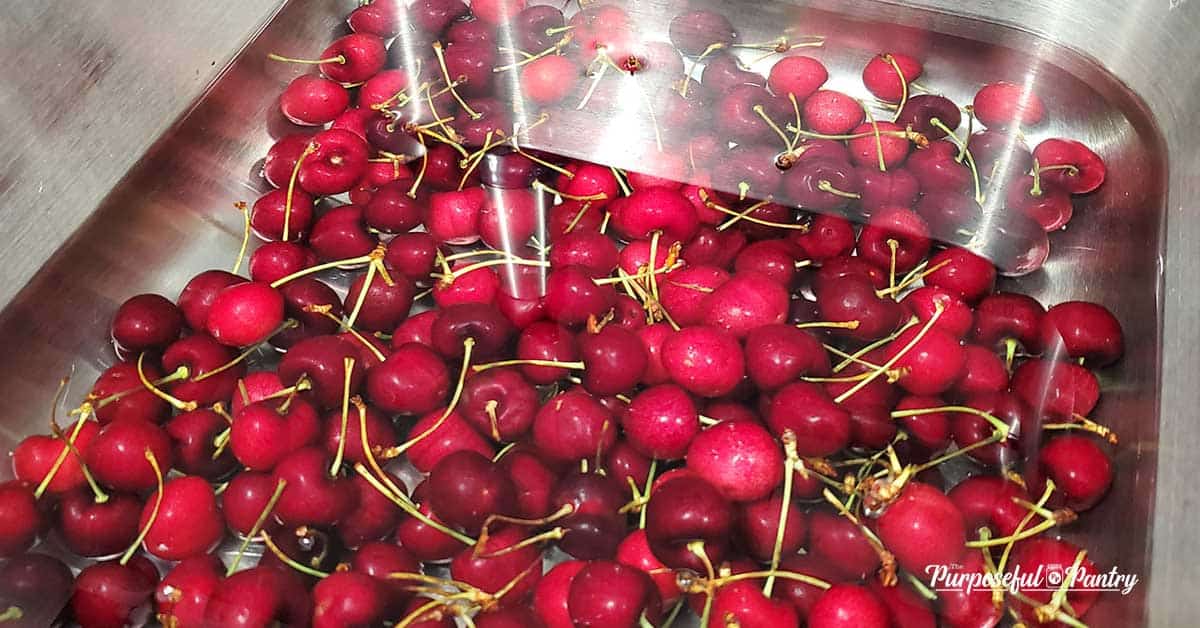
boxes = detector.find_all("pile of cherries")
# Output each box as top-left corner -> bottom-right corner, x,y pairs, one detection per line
0,1 -> 1124,627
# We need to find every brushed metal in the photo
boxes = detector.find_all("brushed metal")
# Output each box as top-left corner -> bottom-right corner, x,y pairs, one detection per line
0,0 -> 1192,625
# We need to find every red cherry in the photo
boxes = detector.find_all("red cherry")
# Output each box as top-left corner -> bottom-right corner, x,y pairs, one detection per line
686,420 -> 783,503
1010,358 -> 1100,418
847,121 -> 912,168
1030,434 -> 1113,511
659,265 -> 730,327
857,207 -> 932,273
567,560 -> 659,627
745,324 -> 830,390
321,402 -> 396,466
885,326 -> 966,396
280,74 -> 349,126
661,326 -> 745,398
365,343 -> 449,415
405,409 -> 495,472
533,389 -> 616,462
954,345 -> 1009,397
347,0 -> 401,38
248,241 -> 315,284
220,471 -> 282,536
472,0 -> 526,23
894,395 -> 952,452
309,205 -> 376,261
13,420 -> 100,493
895,94 -> 962,140
973,291 -> 1045,352
906,141 -> 971,192
768,55 -> 828,101
711,579 -> 800,628
534,560 -> 586,628
544,266 -> 617,327
808,584 -> 890,628
313,571 -> 386,628
204,566 -> 310,627
316,33 -> 387,83
0,482 -> 40,557
609,188 -> 700,244
250,189 -> 315,242
644,475 -> 734,571
701,271 -> 789,338
271,447 -> 356,527
139,476 -> 222,561
669,8 -> 736,54
808,511 -> 881,580
875,481 -> 966,574
428,450 -> 516,534
278,335 -> 366,408
768,382 -> 852,457
862,53 -> 922,102
784,159 -> 861,211
947,475 -> 1030,538
1009,538 -> 1100,625
205,282 -> 285,347
516,322 -> 580,385
973,81 -> 1045,127
111,294 -> 183,353
85,419 -> 173,492
70,559 -> 157,628
230,398 -> 320,471
156,555 -> 223,628
299,129 -> 370,196
167,408 -> 237,479
1039,300 -> 1124,366
521,55 -> 581,105
351,541 -> 420,614
737,494 -> 806,562
803,90 -> 865,134
460,368 -> 538,442
623,384 -> 700,460
1032,138 -> 1106,194
449,526 -> 542,602
901,287 -> 973,338
792,213 -> 856,263
579,325 -> 648,396
857,167 -> 920,213
938,552 -> 1004,627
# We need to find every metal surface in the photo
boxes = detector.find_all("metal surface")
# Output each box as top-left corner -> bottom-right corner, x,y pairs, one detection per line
0,0 -> 1194,625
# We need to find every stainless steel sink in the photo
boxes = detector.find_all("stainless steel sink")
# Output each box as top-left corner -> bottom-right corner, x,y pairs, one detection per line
0,0 -> 1196,625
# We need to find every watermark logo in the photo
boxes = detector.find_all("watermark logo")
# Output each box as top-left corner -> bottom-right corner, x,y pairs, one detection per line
925,564 -> 1139,596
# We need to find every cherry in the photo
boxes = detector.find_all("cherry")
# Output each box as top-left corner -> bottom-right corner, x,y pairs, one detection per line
623,384 -> 699,460
516,322 -> 579,385
924,247 -> 996,304
567,560 -> 659,627
312,571 -> 385,628
298,129 -> 370,196
111,294 -> 183,353
969,129 -> 1034,183
533,389 -> 616,462
1009,175 -> 1074,231
473,0 -> 525,23
973,291 -> 1045,353
954,345 -> 1009,396
1033,138 -> 1106,194
869,581 -> 936,628
460,368 -> 538,441
308,205 -> 376,261
579,325 -> 647,396
273,278 -> 342,348
807,583 -> 890,628
521,55 -> 581,105
230,398 -> 320,471
661,326 -> 745,398
250,189 -> 315,243
898,96 -> 961,140
0,482 -> 39,557
733,240 -> 799,287
1040,300 -> 1124,366
906,141 -> 971,193
449,526 -> 542,602
711,145 -> 783,200
340,470 -> 406,548
783,158 -> 860,211
847,121 -> 913,169
358,69 -> 410,109
947,475 -> 1030,537
204,566 -> 310,627
311,33 -> 386,83
0,553 -> 74,626
544,266 -> 617,327
767,55 -> 828,101
792,213 -> 856,263
1011,358 -> 1100,418
803,90 -> 865,134
205,282 -> 285,347
155,556 -> 223,627
534,560 -> 586,628
857,166 -> 920,213
280,74 -> 349,126
1009,538 -> 1100,625
857,207 -> 931,272
350,541 -> 419,615
383,234 -> 437,283
1031,434 -> 1113,511
952,392 -> 1035,466
862,53 -> 922,102
915,190 -> 981,234
875,481 -> 966,574
769,553 -> 841,619
701,52 -> 763,93
139,476 -> 222,561
85,419 -> 173,492
901,286 -> 973,338
712,579 -> 800,628
609,187 -> 700,244
167,409 -> 236,479
271,447 -> 356,527
495,448 -> 557,520
343,272 -> 414,333
430,302 -> 515,359
745,324 -> 830,390
405,409 -> 495,472
363,342 -> 448,416
278,335 -> 365,408
332,107 -> 377,144
767,382 -> 851,456
514,4 -> 565,50
808,511 -> 881,580
321,402 -> 396,466
938,552 -> 1004,627
737,494 -> 806,562
669,9 -> 736,55
89,361 -> 170,425
659,265 -> 730,326
347,0 -> 400,38
886,326 -> 967,396
363,181 -> 422,234
427,450 -> 516,534
218,471 -> 280,537
644,475 -> 734,571
973,81 -> 1045,127
682,226 -> 747,269
433,262 -> 500,308
13,420 -> 100,493
249,241 -> 315,284
70,559 -> 157,628
701,271 -> 789,337
893,395 -> 952,452
410,0 -> 468,32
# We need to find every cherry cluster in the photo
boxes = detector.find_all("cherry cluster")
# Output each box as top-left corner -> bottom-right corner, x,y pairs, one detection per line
0,1 -> 1126,627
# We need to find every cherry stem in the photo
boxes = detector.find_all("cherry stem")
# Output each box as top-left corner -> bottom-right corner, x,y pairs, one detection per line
796,320 -> 860,330
593,261 -> 682,286
0,607 -> 22,622
883,53 -> 910,123
688,541 -> 718,628
859,99 -> 889,172
831,318 -> 919,373
431,42 -> 481,119
472,358 -> 584,374
817,179 -> 862,199
640,459 -> 657,529
719,569 -> 830,591
391,338 -> 474,457
352,463 -> 475,546
610,167 -> 633,197
995,480 -> 1057,573
434,257 -> 550,286
1004,337 -> 1019,371
822,488 -> 897,586
875,258 -> 953,298
576,51 -> 611,110
700,194 -> 808,231
716,198 -> 774,232
479,504 -> 575,544
476,527 -> 565,559
835,304 -> 944,404
35,406 -> 109,503
193,320 -> 298,382
678,42 -> 725,98
1037,550 -> 1089,625
408,134 -> 430,198
753,105 -> 796,153
764,430 -> 800,597
137,353 -> 197,412
267,52 -> 345,65
231,201 -> 252,276
494,35 -> 572,73
261,530 -> 330,579
283,143 -> 317,242
329,357 -> 356,477
929,117 -> 984,204
1043,418 -> 1119,445
119,449 -> 163,565
227,478 -> 287,576
890,404 -> 1011,440
910,431 -> 1004,472
86,366 -> 190,410
269,246 -> 382,288
532,179 -> 609,203
786,124 -> 925,145
887,239 -> 899,293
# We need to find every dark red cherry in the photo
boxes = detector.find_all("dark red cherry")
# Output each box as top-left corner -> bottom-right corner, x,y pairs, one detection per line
857,167 -> 920,214
342,272 -> 415,332
1039,301 -> 1124,366
567,560 -> 660,627
460,368 -> 538,442
669,9 -> 736,55
792,213 -> 855,263
783,159 -> 861,211
579,325 -> 648,396
405,409 -> 495,472
534,560 -> 586,628
745,324 -> 830,390
767,381 -> 851,457
1029,434 -> 1113,511
947,475 -> 1030,538
321,402 -> 396,466
973,292 -> 1045,353
0,482 -> 39,558
661,326 -> 745,398
70,560 -> 156,628
111,294 -> 183,353
875,481 -> 966,575
906,141 -> 971,193
430,302 -> 516,360
428,450 -> 516,534
309,205 -> 376,261
896,94 -> 961,139
856,207 -> 931,273
166,408 -> 237,479
516,322 -> 579,385
1008,538 -> 1100,625
737,495 -> 806,562
351,541 -> 421,615
204,565 -> 310,627
312,571 -> 385,628
532,389 -> 616,462
1032,138 -> 1106,194
808,510 -> 881,580
85,418 -> 173,492
366,342 -> 449,416
644,475 -> 734,571
449,526 -> 542,602
544,266 -> 617,327
298,129 -> 370,196
0,553 -> 74,627
271,447 -> 356,527
712,579 -> 800,628
364,181 -> 423,234
278,335 -> 366,408
248,241 -> 316,285
250,189 -> 314,242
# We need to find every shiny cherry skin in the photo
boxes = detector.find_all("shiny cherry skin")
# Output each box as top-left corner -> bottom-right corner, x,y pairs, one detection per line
85,418 -> 174,492
220,471 -> 283,537
947,475 -> 1030,538
428,450 -> 517,534
58,489 -> 141,557
405,409 -> 495,473
89,361 -> 169,425
111,294 -> 183,353
768,381 -> 852,457
624,384 -> 699,460
271,447 -> 356,527
974,81 -> 1045,127
460,368 -> 538,442
701,271 -> 790,338
973,291 -> 1045,352
280,74 -> 349,126
875,481 -> 967,575
0,482 -> 40,557
230,398 -> 320,471
1010,358 -> 1100,418
885,326 -> 966,396
312,571 -> 385,628
516,322 -> 579,385
862,52 -> 922,101
1030,434 -> 1113,512
567,560 -> 660,628
70,558 -> 157,628
1039,300 -> 1124,366
687,420 -> 783,502
711,579 -> 800,628
167,408 -> 238,479
449,526 -> 543,602
351,541 -> 421,615
644,475 -> 734,571
745,324 -> 830,391
534,560 -> 586,628
205,282 -> 285,347
1009,538 -> 1100,625
807,584 -> 890,628
808,510 -> 881,580
430,303 -> 516,360
1033,138 -> 1106,194
163,334 -> 244,405
0,553 -> 74,626
156,554 -> 223,628
661,326 -> 745,398
277,335 -> 366,408
13,420 -> 100,493
579,325 -> 648,396
532,389 -> 616,462
737,495 -> 806,562
366,342 -> 449,416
